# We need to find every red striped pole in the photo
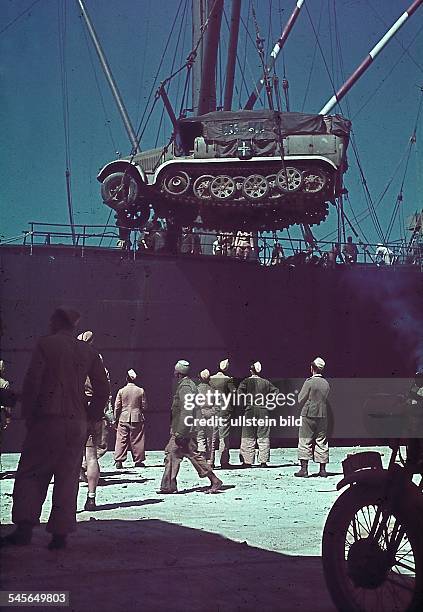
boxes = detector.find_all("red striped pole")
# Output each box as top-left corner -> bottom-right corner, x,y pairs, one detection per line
244,0 -> 305,110
319,0 -> 423,115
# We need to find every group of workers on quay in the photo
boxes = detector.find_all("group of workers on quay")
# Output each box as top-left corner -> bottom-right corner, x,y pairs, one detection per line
0,307 -> 331,550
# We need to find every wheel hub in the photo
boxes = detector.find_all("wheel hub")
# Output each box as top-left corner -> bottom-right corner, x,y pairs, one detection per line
347,538 -> 391,589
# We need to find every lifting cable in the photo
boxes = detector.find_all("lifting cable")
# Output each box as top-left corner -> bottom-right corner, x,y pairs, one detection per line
134,0 -> 185,148
251,5 -> 274,109
385,88 -> 423,242
0,0 -> 41,37
238,0 -> 252,107
366,0 -> 423,76
352,20 -> 423,121
301,1 -> 323,112
306,2 -> 386,243
58,0 -> 76,245
239,11 -> 266,108
80,18 -> 117,154
135,0 -> 152,121
154,0 -> 188,148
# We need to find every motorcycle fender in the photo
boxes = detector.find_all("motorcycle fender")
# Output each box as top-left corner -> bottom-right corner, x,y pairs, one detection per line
336,468 -> 388,491
337,468 -> 423,513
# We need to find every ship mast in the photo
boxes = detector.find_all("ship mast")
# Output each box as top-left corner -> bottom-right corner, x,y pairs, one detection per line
223,0 -> 242,111
319,0 -> 423,115
197,0 -> 224,115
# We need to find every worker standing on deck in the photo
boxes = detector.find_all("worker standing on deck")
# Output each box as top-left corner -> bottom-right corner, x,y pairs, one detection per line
295,357 -> 330,478
114,369 -> 147,469
158,360 -> 222,494
238,361 -> 279,467
209,359 -> 236,469
2,308 -> 109,550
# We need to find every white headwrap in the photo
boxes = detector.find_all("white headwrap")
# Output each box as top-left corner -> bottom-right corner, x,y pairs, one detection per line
252,361 -> 262,374
200,369 -> 210,381
127,369 -> 137,381
219,358 -> 229,372
313,357 -> 325,371
77,330 -> 94,343
175,360 -> 190,375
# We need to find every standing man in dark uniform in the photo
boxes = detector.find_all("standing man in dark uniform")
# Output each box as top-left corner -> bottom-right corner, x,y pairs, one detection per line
295,357 -> 330,478
158,360 -> 223,494
209,358 -> 236,469
2,308 -> 109,550
238,361 -> 279,467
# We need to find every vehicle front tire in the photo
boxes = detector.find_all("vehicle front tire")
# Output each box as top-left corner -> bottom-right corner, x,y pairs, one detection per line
101,171 -> 141,210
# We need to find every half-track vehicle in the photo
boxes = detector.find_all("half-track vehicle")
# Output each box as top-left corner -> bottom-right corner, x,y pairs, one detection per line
97,109 -> 351,231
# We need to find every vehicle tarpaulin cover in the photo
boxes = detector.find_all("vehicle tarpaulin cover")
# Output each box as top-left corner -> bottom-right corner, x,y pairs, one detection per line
178,110 -> 347,141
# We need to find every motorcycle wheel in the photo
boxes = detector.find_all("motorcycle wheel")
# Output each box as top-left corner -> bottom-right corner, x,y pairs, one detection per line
322,484 -> 423,612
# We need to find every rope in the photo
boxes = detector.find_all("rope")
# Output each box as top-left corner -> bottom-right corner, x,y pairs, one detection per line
366,0 -> 423,75
385,89 -> 423,242
58,1 -> 76,244
251,5 -> 273,109
98,208 -> 113,247
352,21 -> 423,120
0,0 -> 41,36
80,18 -> 117,153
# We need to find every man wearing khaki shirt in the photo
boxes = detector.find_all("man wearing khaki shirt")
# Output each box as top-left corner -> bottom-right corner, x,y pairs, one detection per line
295,357 -> 330,478
114,369 -> 147,468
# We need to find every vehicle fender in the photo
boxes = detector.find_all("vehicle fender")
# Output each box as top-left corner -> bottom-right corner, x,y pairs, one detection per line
97,161 -> 146,184
337,467 -> 423,514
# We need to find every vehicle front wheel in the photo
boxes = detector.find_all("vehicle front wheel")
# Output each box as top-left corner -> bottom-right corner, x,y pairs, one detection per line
101,172 -> 141,210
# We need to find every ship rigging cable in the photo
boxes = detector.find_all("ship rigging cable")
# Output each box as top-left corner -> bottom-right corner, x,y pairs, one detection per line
385,87 -> 423,243
58,0 -> 76,245
80,16 -> 117,154
305,2 -> 385,243
0,0 -> 41,36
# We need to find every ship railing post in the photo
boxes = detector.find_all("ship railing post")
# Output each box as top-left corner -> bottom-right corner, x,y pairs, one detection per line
30,223 -> 34,256
82,225 -> 86,258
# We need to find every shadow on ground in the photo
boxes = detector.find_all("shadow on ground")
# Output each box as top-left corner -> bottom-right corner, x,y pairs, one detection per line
1,519 -> 334,612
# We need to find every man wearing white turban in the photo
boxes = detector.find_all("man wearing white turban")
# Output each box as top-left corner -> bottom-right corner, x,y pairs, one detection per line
113,369 -> 147,471
209,358 -> 236,468
295,357 -> 330,478
238,361 -> 279,467
158,360 -> 223,494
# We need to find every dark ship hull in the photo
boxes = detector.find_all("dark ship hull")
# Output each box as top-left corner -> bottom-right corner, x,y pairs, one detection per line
1,245 -> 421,450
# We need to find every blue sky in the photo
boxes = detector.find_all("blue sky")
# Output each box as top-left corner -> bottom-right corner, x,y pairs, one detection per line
1,0 -> 422,245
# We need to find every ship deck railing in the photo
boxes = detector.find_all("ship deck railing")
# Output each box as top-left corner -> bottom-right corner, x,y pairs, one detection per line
0,221 -> 421,271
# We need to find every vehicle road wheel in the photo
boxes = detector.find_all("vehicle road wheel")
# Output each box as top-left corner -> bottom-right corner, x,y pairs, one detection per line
242,174 -> 269,201
193,175 -> 214,200
322,484 -> 423,612
101,172 -> 140,210
163,171 -> 190,196
302,169 -> 327,193
210,175 -> 236,200
276,167 -> 303,193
